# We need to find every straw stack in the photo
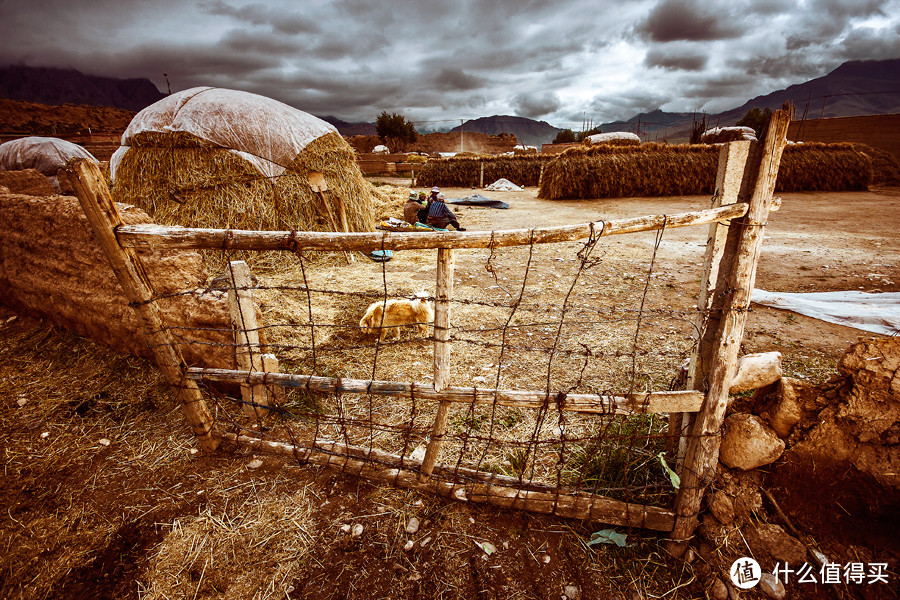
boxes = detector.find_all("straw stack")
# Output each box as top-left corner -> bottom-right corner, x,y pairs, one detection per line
417,154 -> 554,188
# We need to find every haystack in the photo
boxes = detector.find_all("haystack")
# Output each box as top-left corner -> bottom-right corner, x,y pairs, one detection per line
0,136 -> 98,192
416,154 -> 553,188
110,87 -> 376,237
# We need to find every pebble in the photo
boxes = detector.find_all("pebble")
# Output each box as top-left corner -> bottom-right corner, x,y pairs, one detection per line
710,577 -> 728,600
406,517 -> 420,535
542,554 -> 551,564
340,524 -> 352,533
16,398 -> 27,407
40,431 -> 50,439
564,585 -> 579,599
98,438 -> 111,446
190,448 -> 199,455
419,536 -> 432,548
759,573 -> 785,600
247,458 -> 264,469
403,540 -> 415,552
351,523 -> 364,537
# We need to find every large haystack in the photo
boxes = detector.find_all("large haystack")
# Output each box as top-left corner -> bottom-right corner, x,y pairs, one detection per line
110,87 -> 376,235
538,143 -> 718,200
538,142 -> 877,200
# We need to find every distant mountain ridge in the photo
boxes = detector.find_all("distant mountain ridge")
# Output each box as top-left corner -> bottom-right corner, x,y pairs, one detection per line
449,115 -> 561,147
0,65 -> 166,112
598,58 -> 900,143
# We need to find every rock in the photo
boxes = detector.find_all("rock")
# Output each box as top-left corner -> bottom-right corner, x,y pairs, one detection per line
767,378 -> 807,437
719,414 -> 785,470
351,523 -> 364,537
403,540 -> 415,552
340,524 -> 351,533
563,585 -> 579,599
16,398 -> 27,407
247,458 -> 263,469
420,536 -> 432,547
707,491 -> 735,525
730,352 -> 783,394
98,438 -> 111,446
745,523 -> 807,565
405,517 -> 420,535
758,573 -> 785,599
710,578 -> 728,600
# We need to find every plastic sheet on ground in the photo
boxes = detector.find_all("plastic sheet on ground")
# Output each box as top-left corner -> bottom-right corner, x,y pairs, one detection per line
447,194 -> 509,209
751,289 -> 900,335
484,178 -> 523,192
112,87 -> 336,179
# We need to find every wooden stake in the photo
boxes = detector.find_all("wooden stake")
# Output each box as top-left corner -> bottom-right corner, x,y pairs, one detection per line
419,248 -> 454,482
227,260 -> 269,420
668,108 -> 792,552
669,141 -> 751,459
64,159 -> 219,451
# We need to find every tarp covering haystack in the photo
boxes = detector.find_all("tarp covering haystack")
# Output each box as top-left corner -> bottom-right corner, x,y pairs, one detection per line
538,142 -> 878,200
584,132 -> 641,146
0,136 -> 98,192
110,87 -> 376,235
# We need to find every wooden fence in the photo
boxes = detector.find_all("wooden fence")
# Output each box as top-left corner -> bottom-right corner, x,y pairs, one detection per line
65,109 -> 791,552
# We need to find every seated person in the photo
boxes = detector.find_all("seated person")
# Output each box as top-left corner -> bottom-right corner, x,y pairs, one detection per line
425,187 -> 466,231
403,192 -> 424,225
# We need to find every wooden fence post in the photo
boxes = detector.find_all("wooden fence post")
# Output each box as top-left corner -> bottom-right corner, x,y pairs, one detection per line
668,141 -> 751,460
418,247 -> 454,482
227,260 -> 271,420
65,159 -> 219,451
667,109 -> 791,553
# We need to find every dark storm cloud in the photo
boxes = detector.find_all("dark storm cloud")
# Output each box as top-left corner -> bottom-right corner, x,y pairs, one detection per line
644,48 -> 708,71
636,0 -> 742,42
1,0 -> 898,127
513,92 -> 561,119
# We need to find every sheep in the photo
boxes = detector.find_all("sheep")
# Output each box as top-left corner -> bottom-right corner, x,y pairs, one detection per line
359,291 -> 434,341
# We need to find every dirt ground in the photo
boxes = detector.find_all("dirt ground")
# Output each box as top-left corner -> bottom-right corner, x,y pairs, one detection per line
1,181 -> 898,600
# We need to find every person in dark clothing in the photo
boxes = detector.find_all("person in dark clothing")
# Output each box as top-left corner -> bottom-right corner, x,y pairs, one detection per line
425,187 -> 466,230
404,192 -> 424,225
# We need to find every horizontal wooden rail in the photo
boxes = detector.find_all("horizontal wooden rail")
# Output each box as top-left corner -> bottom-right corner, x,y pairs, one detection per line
216,430 -> 676,531
186,367 -> 704,415
116,203 -> 751,252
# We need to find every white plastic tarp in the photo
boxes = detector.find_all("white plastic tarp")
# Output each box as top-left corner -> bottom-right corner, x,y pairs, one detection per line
111,87 -> 336,180
485,178 -> 523,192
751,289 -> 900,335
0,136 -> 97,175
586,132 -> 641,145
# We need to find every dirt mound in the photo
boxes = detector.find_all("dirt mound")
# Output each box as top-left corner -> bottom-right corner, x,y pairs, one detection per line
0,168 -> 55,196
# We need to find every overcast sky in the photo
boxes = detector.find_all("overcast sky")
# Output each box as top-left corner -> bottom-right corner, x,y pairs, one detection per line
2,0 -> 898,129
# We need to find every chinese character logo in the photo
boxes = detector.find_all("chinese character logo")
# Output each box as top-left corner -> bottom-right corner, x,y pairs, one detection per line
730,557 -> 762,589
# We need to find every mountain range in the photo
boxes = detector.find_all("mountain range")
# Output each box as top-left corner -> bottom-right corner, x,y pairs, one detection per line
1,59 -> 897,145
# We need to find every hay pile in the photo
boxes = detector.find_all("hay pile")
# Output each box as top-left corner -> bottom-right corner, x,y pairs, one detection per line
416,154 -> 553,188
777,142 -> 871,192
538,143 -> 718,200
538,142 -> 879,200
852,144 -> 900,187
111,87 -> 376,236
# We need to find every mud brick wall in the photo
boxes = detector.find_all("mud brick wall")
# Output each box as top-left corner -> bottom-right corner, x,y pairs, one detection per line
0,193 -> 235,368
789,114 -> 900,164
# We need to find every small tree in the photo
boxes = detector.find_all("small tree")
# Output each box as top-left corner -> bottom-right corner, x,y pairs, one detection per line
375,111 -> 418,152
552,128 -> 577,143
575,126 -> 603,142
736,107 -> 773,138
